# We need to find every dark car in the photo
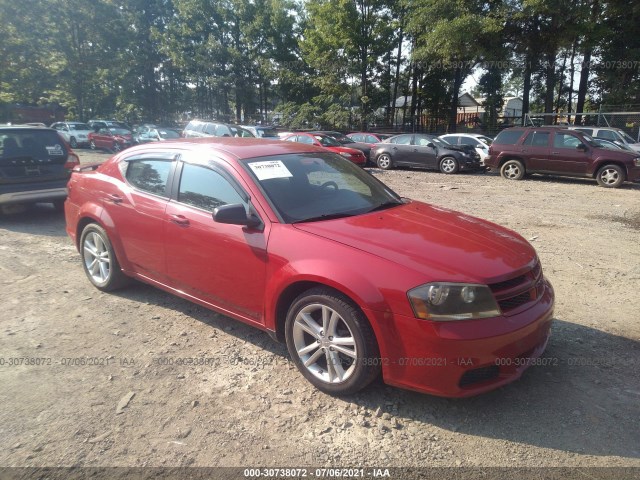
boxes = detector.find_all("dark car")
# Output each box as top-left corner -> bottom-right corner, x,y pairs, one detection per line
65,137 -> 553,397
88,127 -> 134,152
0,125 -> 80,212
486,127 -> 640,188
347,132 -> 393,144
183,120 -> 255,138
370,134 -> 483,173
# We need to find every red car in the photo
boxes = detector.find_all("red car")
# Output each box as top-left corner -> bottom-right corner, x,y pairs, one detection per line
282,132 -> 367,166
65,138 -> 554,397
88,127 -> 134,152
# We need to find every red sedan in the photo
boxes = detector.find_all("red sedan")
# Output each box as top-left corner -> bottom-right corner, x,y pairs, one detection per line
88,127 -> 134,152
65,138 -> 554,397
282,132 -> 367,166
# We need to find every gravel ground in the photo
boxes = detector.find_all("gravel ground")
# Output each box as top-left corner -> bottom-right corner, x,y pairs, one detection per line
0,149 -> 638,471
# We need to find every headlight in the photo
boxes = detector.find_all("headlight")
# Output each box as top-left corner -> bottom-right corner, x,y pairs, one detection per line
338,152 -> 352,158
634,157 -> 640,167
407,282 -> 501,321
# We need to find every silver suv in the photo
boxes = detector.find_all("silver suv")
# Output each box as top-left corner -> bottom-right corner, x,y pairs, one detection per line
568,126 -> 640,153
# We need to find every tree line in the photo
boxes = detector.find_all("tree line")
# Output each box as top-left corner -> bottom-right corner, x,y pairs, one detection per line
0,0 -> 638,132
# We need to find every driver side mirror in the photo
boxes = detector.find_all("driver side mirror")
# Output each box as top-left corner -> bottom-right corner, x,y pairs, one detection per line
576,143 -> 588,151
213,203 -> 263,229
427,142 -> 435,148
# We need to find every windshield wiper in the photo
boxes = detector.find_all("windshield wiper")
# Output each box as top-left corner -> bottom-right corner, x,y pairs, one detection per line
294,212 -> 356,223
364,200 -> 404,214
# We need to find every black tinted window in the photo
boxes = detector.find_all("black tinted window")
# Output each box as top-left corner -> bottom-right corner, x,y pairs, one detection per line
126,159 -> 172,197
523,132 -> 550,147
494,130 -> 525,145
0,130 -> 68,163
178,163 -> 244,211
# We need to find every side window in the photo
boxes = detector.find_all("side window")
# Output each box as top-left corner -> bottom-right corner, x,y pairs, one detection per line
203,123 -> 217,135
126,159 -> 173,197
523,132 -> 550,147
391,135 -> 412,145
178,163 -> 245,211
596,130 -> 616,141
215,125 -> 232,137
415,136 -> 432,146
553,133 -> 583,149
285,136 -> 298,143
460,138 -> 479,146
575,128 -> 593,136
351,134 -> 363,142
297,135 -> 314,145
365,135 -> 378,143
494,129 -> 525,145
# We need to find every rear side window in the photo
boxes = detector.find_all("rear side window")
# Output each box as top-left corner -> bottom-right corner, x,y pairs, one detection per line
390,135 -> 412,145
126,159 -> 173,197
0,130 -> 68,163
494,130 -> 525,145
596,130 -> 617,141
523,132 -> 550,147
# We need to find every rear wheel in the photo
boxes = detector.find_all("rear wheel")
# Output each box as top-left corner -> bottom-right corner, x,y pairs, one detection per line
112,142 -> 122,153
69,137 -> 78,148
500,159 -> 525,180
439,156 -> 459,174
376,154 -> 392,170
79,223 -> 129,291
596,164 -> 624,188
285,287 -> 380,395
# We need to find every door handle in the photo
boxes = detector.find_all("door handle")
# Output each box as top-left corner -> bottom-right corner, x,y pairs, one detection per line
170,214 -> 190,226
106,193 -> 122,204
551,151 -> 560,154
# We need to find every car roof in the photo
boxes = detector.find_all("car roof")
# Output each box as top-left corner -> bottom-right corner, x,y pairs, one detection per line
0,125 -> 56,131
120,137 -> 324,160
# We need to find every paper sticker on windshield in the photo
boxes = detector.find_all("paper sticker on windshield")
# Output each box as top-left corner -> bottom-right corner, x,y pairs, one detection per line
46,144 -> 65,156
249,160 -> 292,180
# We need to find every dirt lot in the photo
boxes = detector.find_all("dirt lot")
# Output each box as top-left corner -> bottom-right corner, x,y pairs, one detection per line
0,149 -> 639,471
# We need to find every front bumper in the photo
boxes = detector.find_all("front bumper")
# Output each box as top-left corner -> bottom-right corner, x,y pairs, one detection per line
364,278 -> 554,397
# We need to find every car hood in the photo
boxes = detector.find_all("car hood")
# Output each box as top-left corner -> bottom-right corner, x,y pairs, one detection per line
293,201 -> 536,284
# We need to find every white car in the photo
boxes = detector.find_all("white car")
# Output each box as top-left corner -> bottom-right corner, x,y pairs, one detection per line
50,122 -> 93,148
440,133 -> 493,166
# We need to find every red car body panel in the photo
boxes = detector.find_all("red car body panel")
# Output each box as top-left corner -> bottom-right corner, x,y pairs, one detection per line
65,138 -> 554,397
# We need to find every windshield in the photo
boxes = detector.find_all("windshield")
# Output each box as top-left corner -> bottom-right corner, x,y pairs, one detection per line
316,135 -> 341,147
158,129 -> 180,139
244,153 -> 402,223
69,123 -> 90,131
617,130 -> 637,144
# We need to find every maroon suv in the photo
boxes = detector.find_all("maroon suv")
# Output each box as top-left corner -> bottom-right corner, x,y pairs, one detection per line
486,127 -> 640,188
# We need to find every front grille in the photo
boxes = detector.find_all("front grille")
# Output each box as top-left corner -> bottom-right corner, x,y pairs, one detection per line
490,260 -> 543,315
459,365 -> 499,387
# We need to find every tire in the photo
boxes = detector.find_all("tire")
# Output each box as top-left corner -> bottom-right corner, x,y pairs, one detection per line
89,140 -> 97,150
500,159 -> 525,180
69,137 -> 78,149
439,156 -> 459,174
112,142 -> 122,153
376,153 -> 392,170
285,287 -> 380,395
79,223 -> 129,291
596,164 -> 625,188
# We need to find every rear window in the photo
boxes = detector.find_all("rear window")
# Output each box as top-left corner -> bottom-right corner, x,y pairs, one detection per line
0,130 -> 68,163
494,129 -> 525,145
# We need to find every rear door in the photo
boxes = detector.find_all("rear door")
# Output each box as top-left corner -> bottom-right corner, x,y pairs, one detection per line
388,134 -> 414,165
101,153 -> 176,279
520,131 -> 551,171
0,129 -> 71,191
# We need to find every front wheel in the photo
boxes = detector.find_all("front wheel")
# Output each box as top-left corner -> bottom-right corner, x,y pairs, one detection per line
285,287 -> 380,395
596,164 -> 624,188
80,223 -> 129,291
69,137 -> 78,149
112,142 -> 122,153
500,159 -> 525,180
89,140 -> 96,150
439,156 -> 459,174
376,153 -> 392,170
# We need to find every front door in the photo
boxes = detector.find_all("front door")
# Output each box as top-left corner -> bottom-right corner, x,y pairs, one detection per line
549,132 -> 591,175
164,159 -> 269,325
